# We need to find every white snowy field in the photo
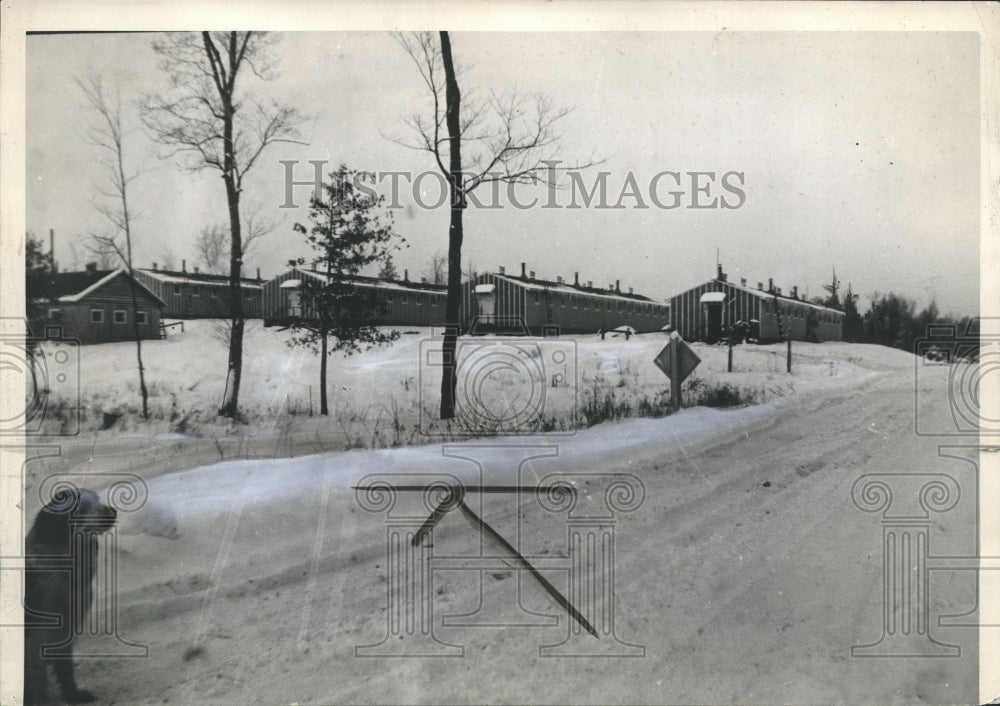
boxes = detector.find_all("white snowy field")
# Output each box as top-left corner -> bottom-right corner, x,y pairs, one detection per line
20,325 -> 982,704
35,319 -> 887,441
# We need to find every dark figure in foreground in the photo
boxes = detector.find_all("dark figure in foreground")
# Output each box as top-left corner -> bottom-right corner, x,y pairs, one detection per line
24,488 -> 117,705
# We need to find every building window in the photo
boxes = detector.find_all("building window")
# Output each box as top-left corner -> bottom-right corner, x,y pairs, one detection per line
431,298 -> 438,306
192,287 -> 200,297
90,309 -> 104,323
173,284 -> 181,295
136,311 -> 148,325
417,296 -> 423,306
401,295 -> 408,305
113,310 -> 127,324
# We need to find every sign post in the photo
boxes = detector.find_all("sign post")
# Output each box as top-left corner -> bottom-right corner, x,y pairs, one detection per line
653,332 -> 701,412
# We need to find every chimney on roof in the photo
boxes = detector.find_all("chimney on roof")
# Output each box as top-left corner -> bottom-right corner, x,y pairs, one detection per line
85,262 -> 97,275
49,228 -> 56,274
629,287 -> 633,295
717,263 -> 723,280
768,278 -> 774,293
182,259 -> 187,273
615,279 -> 621,293
758,281 -> 763,290
791,286 -> 798,299
499,265 -> 506,275
741,277 -> 747,287
556,276 -> 564,284
776,286 -> 782,296
609,284 -> 614,291
404,268 -> 409,281
256,267 -> 261,281
529,270 -> 535,280
421,277 -> 427,284
153,262 -> 158,271
521,262 -> 526,279
587,280 -> 592,288
574,272 -> 579,286
193,266 -> 199,274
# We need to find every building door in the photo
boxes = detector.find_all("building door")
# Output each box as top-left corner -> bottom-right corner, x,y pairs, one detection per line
704,302 -> 723,343
286,289 -> 301,318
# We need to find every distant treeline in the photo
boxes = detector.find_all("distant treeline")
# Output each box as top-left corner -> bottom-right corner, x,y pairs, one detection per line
818,285 -> 977,355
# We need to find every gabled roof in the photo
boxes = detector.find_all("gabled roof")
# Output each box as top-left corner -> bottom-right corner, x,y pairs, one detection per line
675,277 -> 845,316
137,267 -> 262,287
27,269 -> 167,306
484,272 -> 657,304
281,267 -> 449,294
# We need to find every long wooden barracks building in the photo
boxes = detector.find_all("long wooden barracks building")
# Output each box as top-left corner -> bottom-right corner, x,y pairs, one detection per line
262,262 -> 670,336
460,264 -> 671,335
133,261 -> 264,319
668,265 -> 844,343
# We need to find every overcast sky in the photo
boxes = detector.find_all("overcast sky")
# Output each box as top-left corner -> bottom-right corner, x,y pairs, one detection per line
26,30 -> 980,314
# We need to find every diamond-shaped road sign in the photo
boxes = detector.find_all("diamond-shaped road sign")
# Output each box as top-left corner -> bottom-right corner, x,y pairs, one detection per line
654,336 -> 701,384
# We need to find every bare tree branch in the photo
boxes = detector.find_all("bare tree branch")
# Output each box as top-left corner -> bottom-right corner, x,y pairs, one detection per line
141,31 -> 307,419
77,70 -> 151,418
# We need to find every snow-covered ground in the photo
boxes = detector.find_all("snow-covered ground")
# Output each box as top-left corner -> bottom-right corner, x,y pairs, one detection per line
22,325 -> 981,704
37,319 -> 893,441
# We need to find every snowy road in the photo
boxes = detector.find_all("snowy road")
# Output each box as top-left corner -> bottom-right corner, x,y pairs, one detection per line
66,352 -> 979,704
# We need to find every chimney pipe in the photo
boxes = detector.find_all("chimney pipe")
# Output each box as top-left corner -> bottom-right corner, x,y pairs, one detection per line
615,279 -> 620,293
256,267 -> 261,281
792,286 -> 798,299
521,262 -> 526,279
574,272 -> 579,286
404,268 -> 409,281
182,259 -> 187,273
717,263 -> 723,280
768,278 -> 773,292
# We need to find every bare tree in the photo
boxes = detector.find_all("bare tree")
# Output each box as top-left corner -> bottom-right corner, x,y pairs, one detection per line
423,251 -> 447,285
394,31 -> 597,419
195,207 -> 275,275
77,72 -> 150,418
462,258 -> 477,283
141,32 -> 304,419
194,224 -> 229,275
159,248 -> 178,271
